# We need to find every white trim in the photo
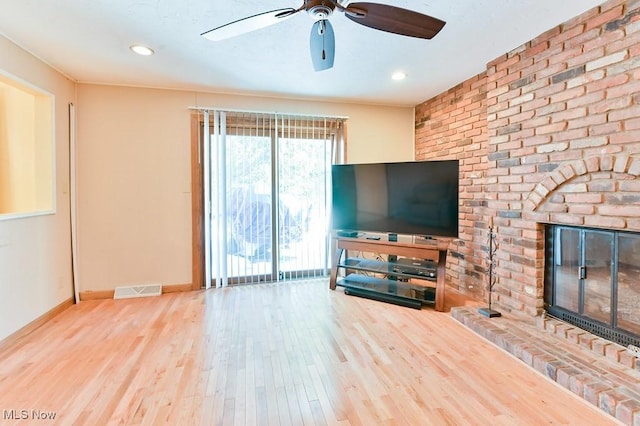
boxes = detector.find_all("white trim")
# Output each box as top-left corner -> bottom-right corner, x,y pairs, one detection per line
69,103 -> 80,304
0,210 -> 56,221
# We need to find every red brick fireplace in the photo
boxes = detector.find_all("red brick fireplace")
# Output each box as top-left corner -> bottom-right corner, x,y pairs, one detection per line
416,0 -> 640,319
415,1 -> 640,421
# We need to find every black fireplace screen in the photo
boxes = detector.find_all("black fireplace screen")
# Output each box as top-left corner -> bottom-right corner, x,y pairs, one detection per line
544,225 -> 640,347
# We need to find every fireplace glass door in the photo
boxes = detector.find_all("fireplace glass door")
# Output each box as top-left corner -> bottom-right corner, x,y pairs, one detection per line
553,227 -> 580,312
617,234 -> 640,336
583,231 -> 613,324
546,225 -> 640,347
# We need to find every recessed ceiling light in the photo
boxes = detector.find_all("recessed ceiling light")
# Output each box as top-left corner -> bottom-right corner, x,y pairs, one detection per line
392,71 -> 407,81
130,45 -> 155,56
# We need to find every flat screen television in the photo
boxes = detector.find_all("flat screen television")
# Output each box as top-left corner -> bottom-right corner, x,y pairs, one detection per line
331,160 -> 459,238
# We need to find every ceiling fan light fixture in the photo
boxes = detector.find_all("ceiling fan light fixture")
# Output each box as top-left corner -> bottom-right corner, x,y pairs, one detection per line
392,71 -> 407,81
308,3 -> 334,20
310,19 -> 335,71
130,44 -> 155,56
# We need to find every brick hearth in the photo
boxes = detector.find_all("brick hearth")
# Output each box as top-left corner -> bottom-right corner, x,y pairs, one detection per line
452,307 -> 640,424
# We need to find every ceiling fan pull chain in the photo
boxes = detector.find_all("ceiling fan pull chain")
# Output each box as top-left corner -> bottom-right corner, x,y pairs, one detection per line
320,19 -> 326,60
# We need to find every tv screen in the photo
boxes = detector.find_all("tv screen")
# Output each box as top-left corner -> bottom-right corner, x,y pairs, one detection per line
331,160 -> 459,238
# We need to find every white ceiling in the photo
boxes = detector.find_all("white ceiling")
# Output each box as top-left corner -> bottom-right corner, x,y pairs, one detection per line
0,0 -> 604,106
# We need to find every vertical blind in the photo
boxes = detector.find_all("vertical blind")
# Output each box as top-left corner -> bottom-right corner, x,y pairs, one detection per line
198,109 -> 347,288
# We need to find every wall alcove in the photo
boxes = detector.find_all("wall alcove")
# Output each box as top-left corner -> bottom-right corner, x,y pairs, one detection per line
0,70 -> 55,219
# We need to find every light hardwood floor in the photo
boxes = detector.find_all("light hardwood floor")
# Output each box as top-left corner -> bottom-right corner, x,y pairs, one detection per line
0,279 -> 620,425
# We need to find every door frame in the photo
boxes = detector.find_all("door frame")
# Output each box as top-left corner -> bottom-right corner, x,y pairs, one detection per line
190,113 -> 204,290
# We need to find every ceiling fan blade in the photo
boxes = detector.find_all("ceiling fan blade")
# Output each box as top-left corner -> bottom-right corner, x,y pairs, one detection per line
201,8 -> 298,41
344,3 -> 445,39
310,19 -> 335,72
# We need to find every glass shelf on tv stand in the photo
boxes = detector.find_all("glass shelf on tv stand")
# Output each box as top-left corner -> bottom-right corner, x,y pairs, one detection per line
336,257 -> 437,309
340,257 -> 437,281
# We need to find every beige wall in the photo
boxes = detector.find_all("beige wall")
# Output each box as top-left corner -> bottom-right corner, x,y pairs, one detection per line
0,36 -> 76,341
0,33 -> 414,340
75,86 -> 415,292
191,92 -> 416,163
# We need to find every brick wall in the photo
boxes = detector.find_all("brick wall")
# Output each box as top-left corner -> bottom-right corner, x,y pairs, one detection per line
416,0 -> 640,317
415,74 -> 488,298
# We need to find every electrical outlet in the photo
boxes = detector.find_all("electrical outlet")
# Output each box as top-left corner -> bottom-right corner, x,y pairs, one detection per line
628,344 -> 640,358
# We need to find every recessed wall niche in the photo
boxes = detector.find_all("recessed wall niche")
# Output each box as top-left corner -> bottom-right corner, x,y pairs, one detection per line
0,70 -> 54,219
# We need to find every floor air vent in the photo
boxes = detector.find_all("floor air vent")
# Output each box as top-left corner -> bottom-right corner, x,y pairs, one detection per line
114,284 -> 162,300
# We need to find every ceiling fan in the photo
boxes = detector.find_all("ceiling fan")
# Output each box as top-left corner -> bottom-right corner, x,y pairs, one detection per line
201,0 -> 446,71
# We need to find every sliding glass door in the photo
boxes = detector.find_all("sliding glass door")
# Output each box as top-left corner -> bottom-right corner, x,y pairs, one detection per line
277,124 -> 332,279
224,132 -> 274,282
203,111 -> 343,287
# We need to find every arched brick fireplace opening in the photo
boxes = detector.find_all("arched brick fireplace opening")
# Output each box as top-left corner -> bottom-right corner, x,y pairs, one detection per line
517,154 -> 640,346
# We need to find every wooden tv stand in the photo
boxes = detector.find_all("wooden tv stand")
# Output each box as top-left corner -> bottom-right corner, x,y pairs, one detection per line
329,236 -> 452,311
